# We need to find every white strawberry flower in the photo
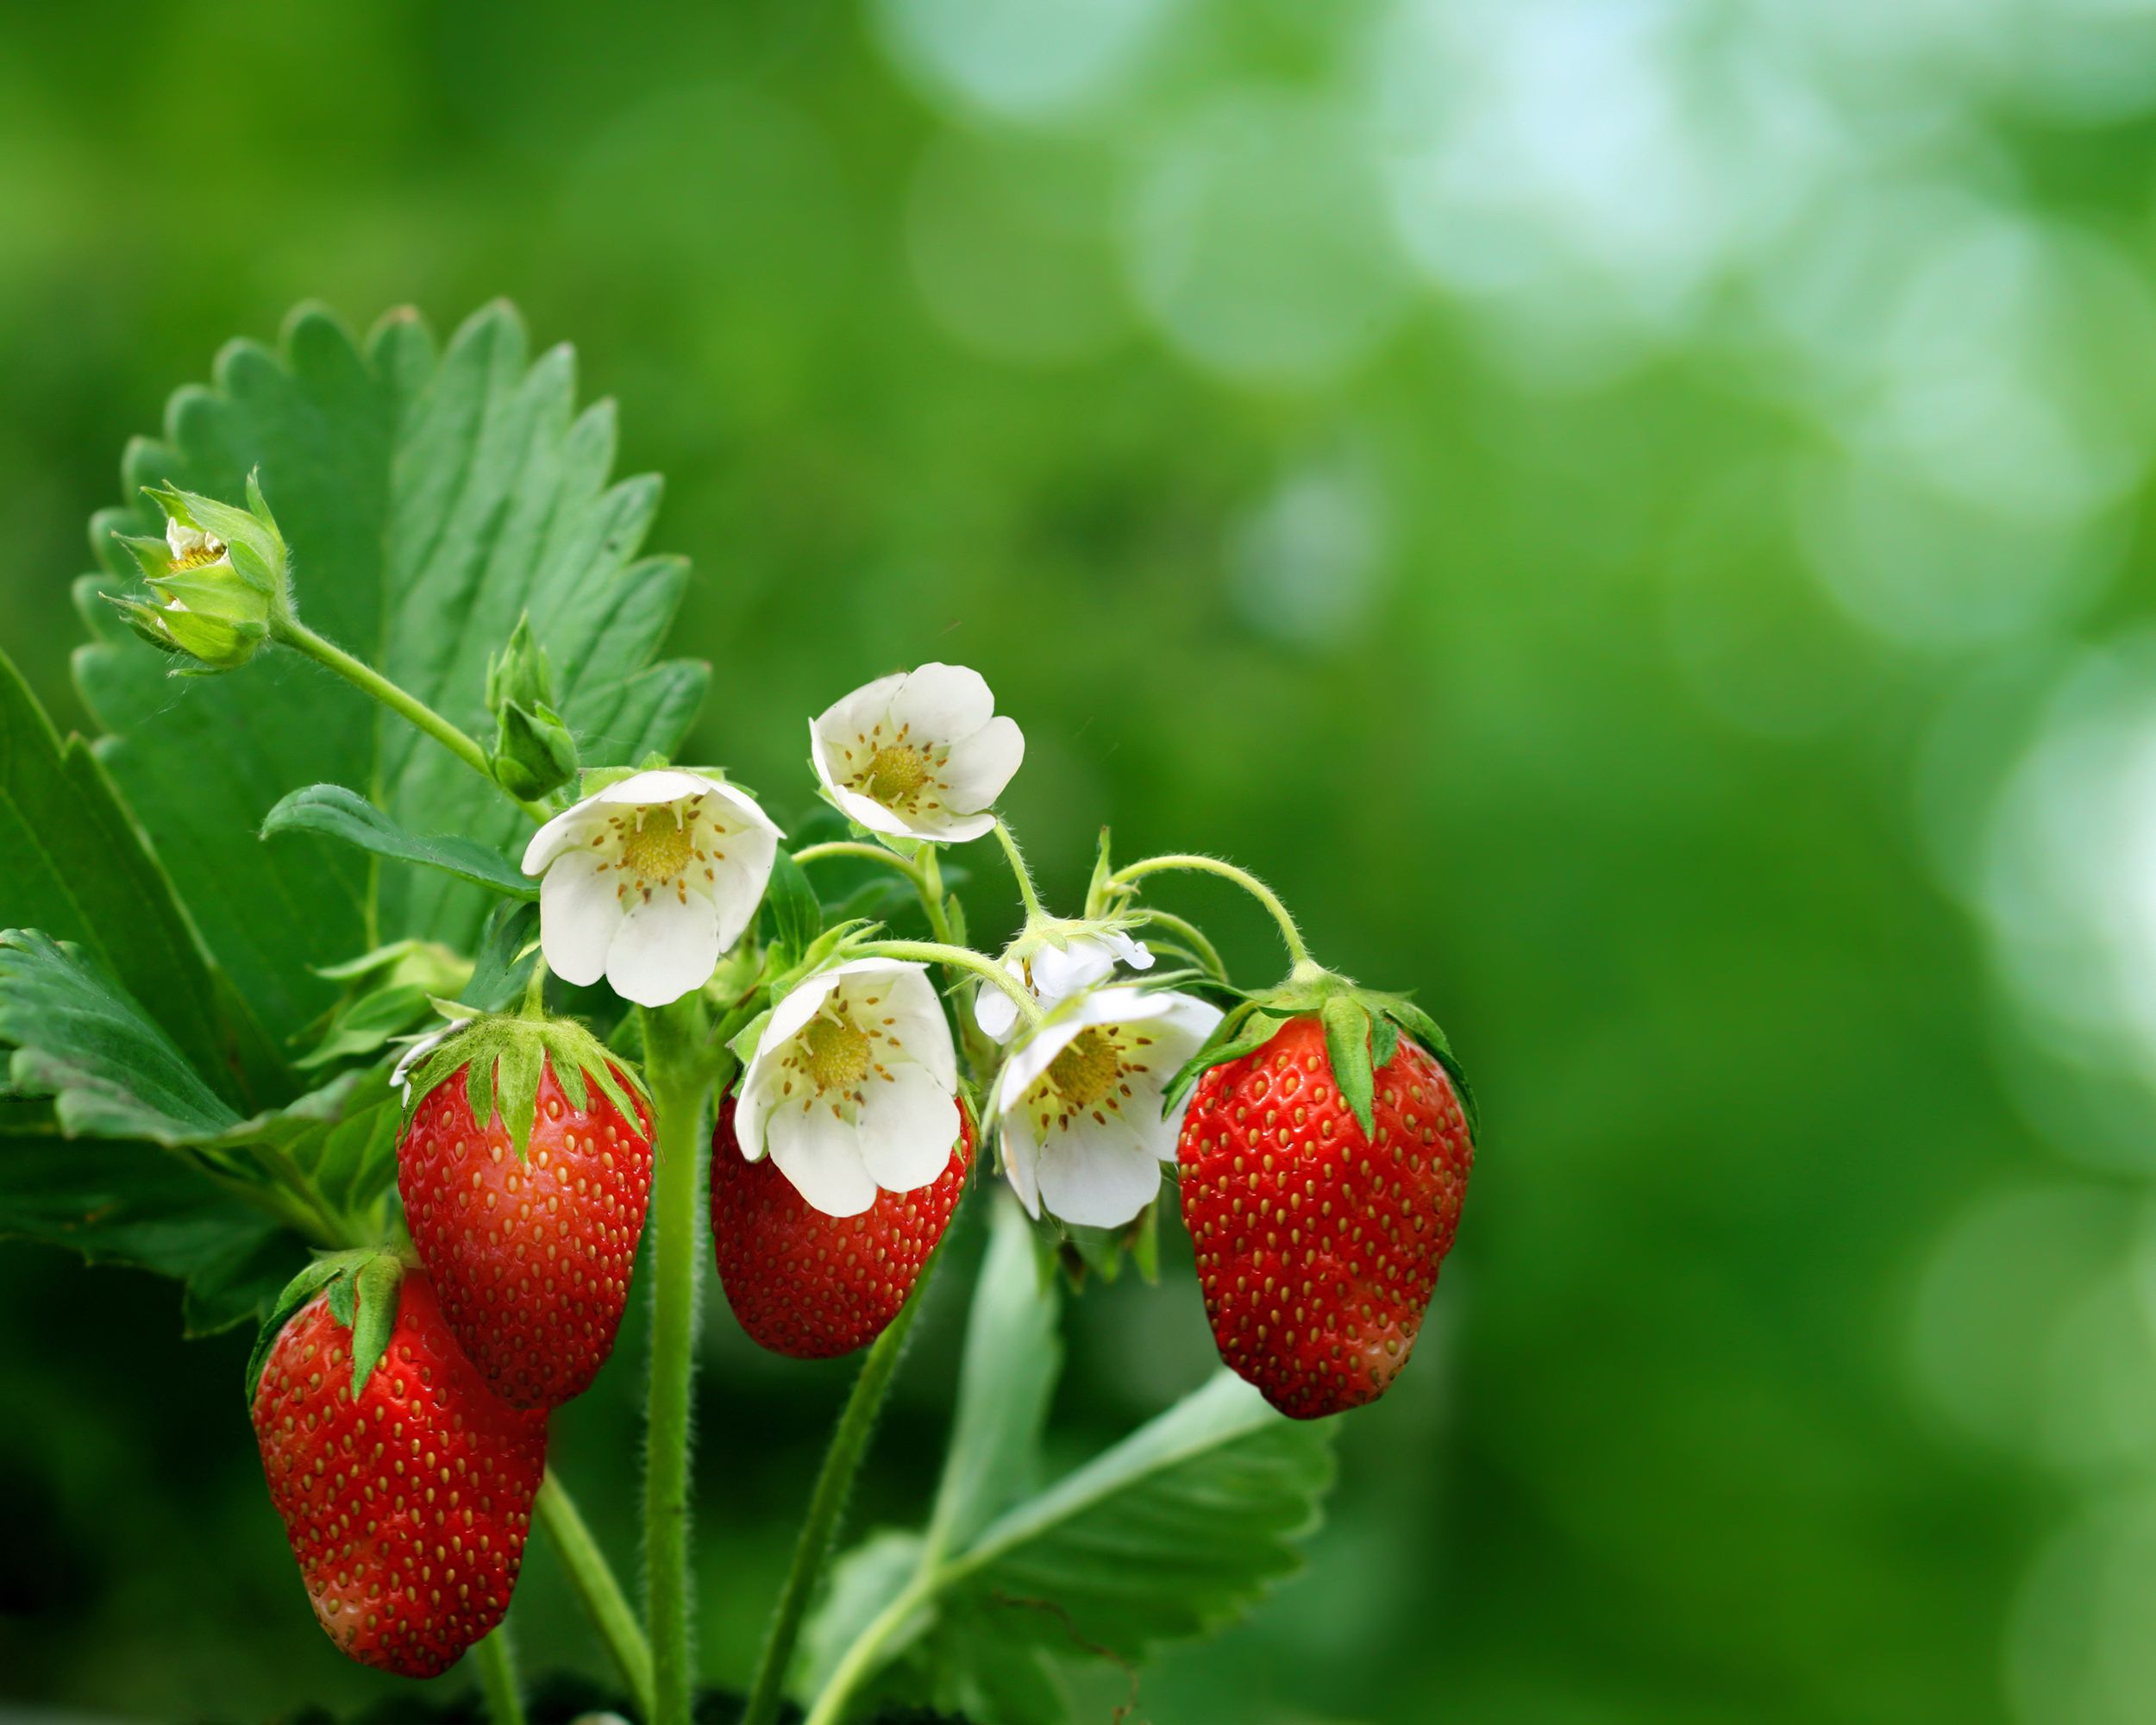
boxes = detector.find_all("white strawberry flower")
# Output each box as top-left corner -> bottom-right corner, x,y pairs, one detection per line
810,662 -> 1024,844
734,958 -> 961,1217
974,928 -> 1155,1044
987,985 -> 1223,1229
521,769 -> 781,1009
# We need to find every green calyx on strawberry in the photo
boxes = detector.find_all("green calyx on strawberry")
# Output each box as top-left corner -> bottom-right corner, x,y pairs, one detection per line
1163,961 -> 1476,1146
398,1008 -> 650,1164
248,1253 -> 548,1677
396,1009 -> 655,1410
1171,963 -> 1477,1422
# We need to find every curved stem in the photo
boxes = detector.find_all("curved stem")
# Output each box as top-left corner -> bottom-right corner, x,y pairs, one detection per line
856,939 -> 1042,1027
536,1470 -> 655,1721
273,617 -> 551,824
1131,907 -> 1229,983
1111,854 -> 1313,971
640,999 -> 711,1725
473,1625 -> 528,1725
789,841 -> 928,894
740,1245 -> 947,1725
990,819 -> 1043,922
803,1577 -> 935,1725
916,846 -> 956,945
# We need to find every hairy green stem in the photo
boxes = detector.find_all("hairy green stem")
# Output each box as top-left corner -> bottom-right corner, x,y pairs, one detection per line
739,1247 -> 946,1725
273,617 -> 550,823
1131,906 -> 1229,982
536,1470 -> 655,1720
990,818 -> 1044,921
641,998 -> 712,1725
789,841 -> 928,894
856,938 -> 1042,1027
473,1625 -> 528,1725
1111,854 -> 1313,971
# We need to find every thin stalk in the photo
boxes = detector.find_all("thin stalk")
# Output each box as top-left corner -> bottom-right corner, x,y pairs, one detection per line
990,819 -> 1044,921
1131,906 -> 1229,982
916,846 -> 956,945
473,1625 -> 528,1725
640,999 -> 711,1725
789,841 -> 928,894
739,1247 -> 947,1725
802,1576 -> 935,1725
1111,854 -> 1313,972
273,617 -> 550,823
536,1470 -> 655,1720
855,939 -> 1042,1027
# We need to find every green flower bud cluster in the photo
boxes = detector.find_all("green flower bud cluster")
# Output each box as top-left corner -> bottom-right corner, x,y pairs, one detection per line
108,473 -> 291,674
485,612 -> 580,800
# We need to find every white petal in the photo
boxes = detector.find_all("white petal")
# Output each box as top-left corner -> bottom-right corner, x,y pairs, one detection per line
698,779 -> 786,839
856,1059 -> 959,1192
1036,1118 -> 1165,1228
815,672 -> 908,743
887,662 -> 996,743
768,1102 -> 881,1217
902,806 -> 997,844
973,962 -> 1025,1042
818,762 -> 915,838
605,890 -> 722,1007
763,966 -> 850,1051
998,1110 -> 1044,1217
705,824 -> 779,952
859,963 -> 957,1089
539,853 -> 624,986
523,803 -> 602,875
594,768 -> 724,807
937,715 -> 1024,812
992,1016 -> 1088,1121
1101,932 -> 1155,972
1029,936 -> 1119,1004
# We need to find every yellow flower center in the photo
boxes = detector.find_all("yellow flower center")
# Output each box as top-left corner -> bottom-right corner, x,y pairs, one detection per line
168,540 -> 227,574
865,744 -> 932,804
1047,1028 -> 1124,1111
803,1015 -> 871,1093
620,810 -> 695,883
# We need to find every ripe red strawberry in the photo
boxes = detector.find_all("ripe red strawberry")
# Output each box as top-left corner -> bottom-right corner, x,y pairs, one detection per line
398,1016 -> 654,1409
250,1268 -> 548,1677
1178,1013 -> 1473,1420
710,1094 -> 974,1358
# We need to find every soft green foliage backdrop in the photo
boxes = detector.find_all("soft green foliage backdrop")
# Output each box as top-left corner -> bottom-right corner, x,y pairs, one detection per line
3,2 -> 2152,1722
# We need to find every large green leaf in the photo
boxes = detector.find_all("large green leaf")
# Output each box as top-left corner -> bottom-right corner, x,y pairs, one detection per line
802,1196 -> 1336,1722
0,645 -> 278,1107
262,782 -> 537,900
74,300 -> 708,1038
0,930 -> 402,1295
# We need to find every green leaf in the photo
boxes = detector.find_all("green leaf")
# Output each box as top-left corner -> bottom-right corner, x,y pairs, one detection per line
940,1373 -> 1335,1658
263,783 -> 537,900
927,1195 -> 1065,1555
1320,996 -> 1376,1140
75,302 -> 708,1040
0,1132 -> 299,1338
0,930 -> 240,1142
766,848 -> 824,964
0,645 -> 280,1107
464,900 -> 540,1011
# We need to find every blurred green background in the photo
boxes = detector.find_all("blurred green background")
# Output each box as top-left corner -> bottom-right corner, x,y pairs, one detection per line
8,0 -> 2156,1721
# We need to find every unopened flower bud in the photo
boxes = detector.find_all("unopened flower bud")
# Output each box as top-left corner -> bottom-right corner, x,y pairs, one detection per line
104,471 -> 290,674
486,614 -> 580,799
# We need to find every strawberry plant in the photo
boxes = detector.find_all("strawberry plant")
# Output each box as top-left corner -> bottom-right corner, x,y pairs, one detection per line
0,302 -> 1477,1725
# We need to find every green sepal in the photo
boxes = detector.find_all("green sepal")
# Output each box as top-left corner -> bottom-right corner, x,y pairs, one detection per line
1364,993 -> 1479,1140
1320,996 -> 1377,1140
403,1009 -> 652,1157
348,1253 -> 404,1399
462,900 -> 540,1012
726,1007 -> 774,1070
242,1245 -> 378,1406
1369,1012 -> 1401,1075
1084,826 -> 1116,918
1161,1002 -> 1284,1116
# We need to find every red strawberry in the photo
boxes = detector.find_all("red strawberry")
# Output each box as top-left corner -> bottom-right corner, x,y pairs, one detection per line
1178,1013 -> 1473,1419
250,1269 -> 548,1677
710,1094 -> 974,1358
398,1019 -> 654,1409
